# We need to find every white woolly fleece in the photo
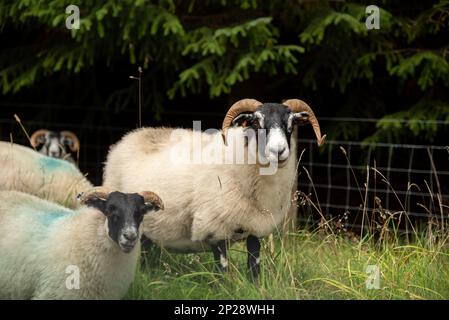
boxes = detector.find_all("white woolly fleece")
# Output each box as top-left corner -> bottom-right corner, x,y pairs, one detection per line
103,126 -> 298,252
0,191 -> 140,300
0,142 -> 93,209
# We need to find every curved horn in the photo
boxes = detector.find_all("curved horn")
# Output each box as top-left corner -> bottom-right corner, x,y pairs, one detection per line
282,99 -> 327,147
77,187 -> 112,205
30,129 -> 49,148
221,99 -> 262,144
60,131 -> 80,152
139,191 -> 165,210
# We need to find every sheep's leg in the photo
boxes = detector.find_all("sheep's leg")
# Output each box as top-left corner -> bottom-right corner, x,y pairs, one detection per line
139,234 -> 161,269
140,233 -> 154,252
211,240 -> 228,272
247,235 -> 260,281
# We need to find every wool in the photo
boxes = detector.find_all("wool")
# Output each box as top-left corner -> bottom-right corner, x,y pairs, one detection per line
103,126 -> 297,252
0,191 -> 139,299
0,142 -> 93,208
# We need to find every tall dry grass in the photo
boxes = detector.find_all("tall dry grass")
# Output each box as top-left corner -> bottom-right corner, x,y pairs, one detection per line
126,146 -> 449,300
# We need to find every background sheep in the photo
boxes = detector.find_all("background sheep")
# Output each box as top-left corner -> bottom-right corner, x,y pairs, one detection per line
0,141 -> 93,208
0,188 -> 163,299
103,98 -> 325,279
30,129 -> 80,164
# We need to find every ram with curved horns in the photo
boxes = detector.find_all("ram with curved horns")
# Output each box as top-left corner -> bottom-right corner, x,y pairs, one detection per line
103,98 -> 325,280
30,130 -> 80,164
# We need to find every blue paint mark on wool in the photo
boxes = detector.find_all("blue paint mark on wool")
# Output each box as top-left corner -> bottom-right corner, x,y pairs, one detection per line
38,156 -> 72,172
38,210 -> 73,227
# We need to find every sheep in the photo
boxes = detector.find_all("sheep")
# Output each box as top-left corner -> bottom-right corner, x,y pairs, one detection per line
0,187 -> 164,299
30,129 -> 80,164
0,141 -> 93,208
103,98 -> 326,280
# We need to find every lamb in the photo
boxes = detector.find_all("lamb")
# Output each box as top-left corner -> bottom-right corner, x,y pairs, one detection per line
103,98 -> 325,279
30,129 -> 80,164
0,141 -> 93,208
0,187 -> 163,299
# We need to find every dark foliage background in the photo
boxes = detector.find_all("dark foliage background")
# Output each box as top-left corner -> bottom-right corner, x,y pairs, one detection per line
1,0 -> 448,187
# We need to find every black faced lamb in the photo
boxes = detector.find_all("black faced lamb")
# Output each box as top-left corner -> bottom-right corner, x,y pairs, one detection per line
0,187 -> 163,299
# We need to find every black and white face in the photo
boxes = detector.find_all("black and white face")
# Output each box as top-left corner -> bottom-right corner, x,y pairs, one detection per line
84,192 -> 161,253
43,131 -> 63,158
232,103 -> 309,165
37,131 -> 76,158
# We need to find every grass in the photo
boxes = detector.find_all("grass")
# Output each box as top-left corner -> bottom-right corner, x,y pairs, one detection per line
125,145 -> 449,300
11,114 -> 449,300
124,228 -> 449,300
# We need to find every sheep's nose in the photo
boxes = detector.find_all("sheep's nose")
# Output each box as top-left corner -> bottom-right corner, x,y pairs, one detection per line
123,232 -> 137,242
276,146 -> 286,155
269,145 -> 286,156
50,151 -> 59,157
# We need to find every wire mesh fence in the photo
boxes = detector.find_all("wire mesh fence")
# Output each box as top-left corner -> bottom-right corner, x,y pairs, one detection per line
1,103 -> 448,234
297,138 -> 449,234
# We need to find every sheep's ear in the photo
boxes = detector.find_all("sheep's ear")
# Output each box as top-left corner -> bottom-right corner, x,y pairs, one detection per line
141,199 -> 164,215
292,112 -> 309,125
60,131 -> 80,152
77,191 -> 108,213
232,114 -> 253,127
84,197 -> 107,212
138,191 -> 164,215
141,203 -> 160,215
30,129 -> 49,148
